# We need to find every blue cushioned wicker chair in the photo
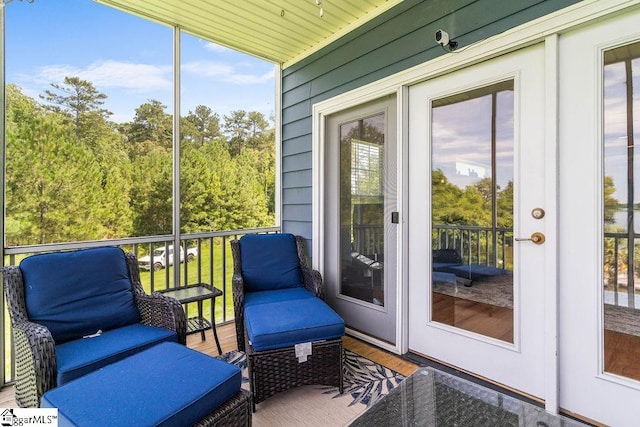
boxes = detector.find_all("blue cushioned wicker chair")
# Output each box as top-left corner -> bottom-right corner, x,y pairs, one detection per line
231,233 -> 345,410
1,246 -> 187,407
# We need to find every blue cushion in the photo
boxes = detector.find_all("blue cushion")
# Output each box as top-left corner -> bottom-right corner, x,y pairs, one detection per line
56,324 -> 178,385
240,233 -> 302,292
244,287 -> 315,307
432,271 -> 457,285
42,342 -> 241,427
432,262 -> 461,272
446,264 -> 507,280
245,297 -> 345,351
432,249 -> 462,264
20,247 -> 140,343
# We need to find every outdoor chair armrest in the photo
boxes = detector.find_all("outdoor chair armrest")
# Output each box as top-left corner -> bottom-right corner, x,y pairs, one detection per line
2,266 -> 30,324
293,235 -> 324,299
12,320 -> 57,408
140,293 -> 187,345
302,268 -> 324,300
232,272 -> 246,351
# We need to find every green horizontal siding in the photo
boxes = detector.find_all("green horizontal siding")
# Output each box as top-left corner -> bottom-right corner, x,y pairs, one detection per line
280,0 -> 581,240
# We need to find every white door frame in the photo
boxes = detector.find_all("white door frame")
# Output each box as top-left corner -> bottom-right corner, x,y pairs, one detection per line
311,0 -> 639,412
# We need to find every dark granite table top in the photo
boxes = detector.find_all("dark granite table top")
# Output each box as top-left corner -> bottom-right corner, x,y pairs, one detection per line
348,367 -> 588,426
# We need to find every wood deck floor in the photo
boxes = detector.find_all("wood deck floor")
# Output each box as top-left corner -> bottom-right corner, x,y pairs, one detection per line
0,322 -> 418,408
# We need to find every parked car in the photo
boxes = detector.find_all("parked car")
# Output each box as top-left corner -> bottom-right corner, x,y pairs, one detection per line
138,245 -> 198,271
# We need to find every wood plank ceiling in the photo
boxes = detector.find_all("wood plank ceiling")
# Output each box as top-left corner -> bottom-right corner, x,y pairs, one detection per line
96,0 -> 404,67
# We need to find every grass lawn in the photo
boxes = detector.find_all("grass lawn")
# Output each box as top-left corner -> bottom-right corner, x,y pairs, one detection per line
139,239 -> 236,325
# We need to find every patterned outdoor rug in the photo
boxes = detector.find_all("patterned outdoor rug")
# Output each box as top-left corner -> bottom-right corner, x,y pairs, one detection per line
432,273 -> 514,308
217,349 -> 405,426
604,303 -> 640,337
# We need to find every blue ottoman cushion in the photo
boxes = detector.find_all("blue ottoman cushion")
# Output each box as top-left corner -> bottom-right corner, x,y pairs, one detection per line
56,324 -> 178,385
20,247 -> 140,343
42,342 -> 241,427
432,262 -> 462,272
239,233 -> 303,292
245,297 -> 345,351
446,264 -> 507,280
432,271 -> 458,285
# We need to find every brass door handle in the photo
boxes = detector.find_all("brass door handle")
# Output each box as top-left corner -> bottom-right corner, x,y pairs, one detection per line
515,232 -> 545,245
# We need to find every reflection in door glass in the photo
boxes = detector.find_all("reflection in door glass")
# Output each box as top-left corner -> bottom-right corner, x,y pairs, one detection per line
431,82 -> 514,343
340,114 -> 385,306
603,41 -> 640,381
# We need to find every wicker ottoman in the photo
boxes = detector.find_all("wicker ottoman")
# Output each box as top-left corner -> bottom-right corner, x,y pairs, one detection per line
41,342 -> 251,426
246,335 -> 343,410
243,296 -> 344,410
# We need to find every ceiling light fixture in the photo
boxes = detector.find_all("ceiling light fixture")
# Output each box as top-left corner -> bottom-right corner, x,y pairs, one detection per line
316,0 -> 324,18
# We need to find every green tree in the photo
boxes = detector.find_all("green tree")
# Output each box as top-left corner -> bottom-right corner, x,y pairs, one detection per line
182,105 -> 221,147
222,149 -> 272,228
223,110 -> 251,156
603,175 -> 618,225
459,185 -> 491,226
40,76 -> 111,143
122,99 -> 173,157
244,113 -> 275,215
431,169 -> 464,224
180,142 -> 208,232
473,177 -> 493,205
246,111 -> 270,149
40,77 -> 133,238
8,81 -> 276,243
6,86 -> 105,244
129,151 -> 173,235
496,181 -> 514,228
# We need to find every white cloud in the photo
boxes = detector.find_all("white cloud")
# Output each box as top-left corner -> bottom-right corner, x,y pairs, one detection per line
181,61 -> 234,78
21,60 -> 172,92
225,70 -> 274,84
203,42 -> 234,53
182,60 -> 273,84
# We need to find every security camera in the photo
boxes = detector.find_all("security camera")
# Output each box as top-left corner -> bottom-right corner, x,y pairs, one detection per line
435,30 -> 449,46
435,29 -> 459,51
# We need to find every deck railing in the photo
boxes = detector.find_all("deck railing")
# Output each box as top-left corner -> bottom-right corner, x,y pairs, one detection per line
432,226 -> 639,309
432,224 -> 512,270
1,226 -> 280,386
604,231 -> 640,309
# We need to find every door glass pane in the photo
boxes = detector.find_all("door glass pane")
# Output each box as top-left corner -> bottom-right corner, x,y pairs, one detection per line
340,114 -> 385,306
603,41 -> 640,381
431,81 -> 514,343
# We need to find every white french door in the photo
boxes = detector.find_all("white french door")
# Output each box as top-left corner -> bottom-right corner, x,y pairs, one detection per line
558,8 -> 640,426
408,44 -> 549,399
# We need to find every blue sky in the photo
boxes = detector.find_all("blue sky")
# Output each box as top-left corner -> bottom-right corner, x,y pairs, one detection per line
4,0 -> 275,123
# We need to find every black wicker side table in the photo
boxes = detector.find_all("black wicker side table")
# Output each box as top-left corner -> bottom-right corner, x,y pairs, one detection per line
159,283 -> 223,354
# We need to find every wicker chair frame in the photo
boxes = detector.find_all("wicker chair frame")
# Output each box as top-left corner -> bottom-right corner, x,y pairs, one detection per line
1,251 -> 188,408
231,235 -> 343,411
192,389 -> 252,427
